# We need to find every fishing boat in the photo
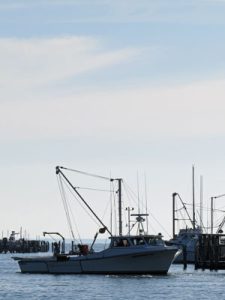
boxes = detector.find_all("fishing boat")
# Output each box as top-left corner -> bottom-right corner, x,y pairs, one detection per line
169,227 -> 202,263
168,167 -> 203,263
13,166 -> 178,274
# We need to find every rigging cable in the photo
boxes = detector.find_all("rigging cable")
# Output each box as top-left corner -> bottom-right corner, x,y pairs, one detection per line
59,175 -> 82,243
60,175 -> 100,227
57,166 -> 113,181
123,180 -> 171,237
75,186 -> 111,192
99,191 -> 114,229
57,175 -> 77,241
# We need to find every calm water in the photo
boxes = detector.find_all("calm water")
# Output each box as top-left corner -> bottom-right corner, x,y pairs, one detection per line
1,253 -> 225,300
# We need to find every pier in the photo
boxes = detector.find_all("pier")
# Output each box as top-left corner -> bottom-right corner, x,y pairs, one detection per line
195,234 -> 225,270
0,231 -> 49,253
0,238 -> 49,253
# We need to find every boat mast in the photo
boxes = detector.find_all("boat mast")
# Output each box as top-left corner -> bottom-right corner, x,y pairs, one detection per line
144,173 -> 149,234
116,178 -> 123,236
200,175 -> 203,230
211,193 -> 225,234
211,196 -> 214,234
192,165 -> 196,230
172,193 -> 177,239
172,192 -> 194,238
56,166 -> 113,236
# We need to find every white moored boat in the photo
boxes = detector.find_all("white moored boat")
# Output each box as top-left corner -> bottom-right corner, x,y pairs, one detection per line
13,166 -> 178,274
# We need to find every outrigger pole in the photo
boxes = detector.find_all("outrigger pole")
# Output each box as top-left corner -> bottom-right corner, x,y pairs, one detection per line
56,166 -> 113,236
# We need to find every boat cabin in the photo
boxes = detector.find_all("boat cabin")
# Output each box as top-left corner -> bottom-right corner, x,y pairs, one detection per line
109,235 -> 164,248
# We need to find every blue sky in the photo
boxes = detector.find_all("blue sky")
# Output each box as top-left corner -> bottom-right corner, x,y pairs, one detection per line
1,0 -> 225,240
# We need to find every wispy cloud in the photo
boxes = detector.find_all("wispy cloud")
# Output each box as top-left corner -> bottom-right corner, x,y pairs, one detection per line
0,37 -> 142,89
1,78 -> 225,141
1,0 -> 225,24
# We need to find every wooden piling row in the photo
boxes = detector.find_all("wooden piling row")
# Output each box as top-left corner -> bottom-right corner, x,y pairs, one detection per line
195,234 -> 225,270
0,238 -> 49,253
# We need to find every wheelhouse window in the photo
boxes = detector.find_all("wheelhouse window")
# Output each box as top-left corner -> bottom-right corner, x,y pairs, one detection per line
113,238 -> 130,247
131,237 -> 145,246
144,237 -> 157,245
144,236 -> 164,245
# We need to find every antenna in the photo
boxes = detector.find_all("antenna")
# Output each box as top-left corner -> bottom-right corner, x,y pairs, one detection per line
126,206 -> 134,235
